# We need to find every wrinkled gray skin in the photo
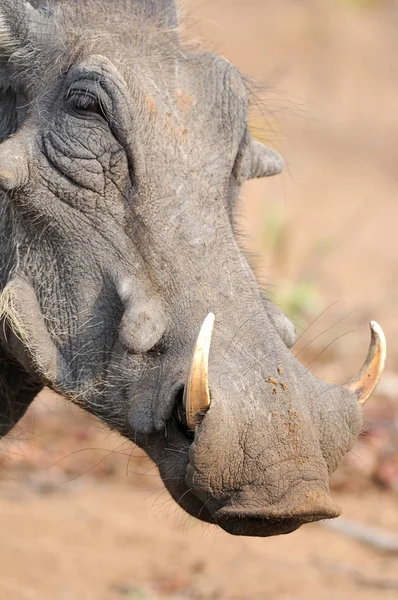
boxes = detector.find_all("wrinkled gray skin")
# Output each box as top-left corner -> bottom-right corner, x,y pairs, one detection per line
0,0 -> 362,537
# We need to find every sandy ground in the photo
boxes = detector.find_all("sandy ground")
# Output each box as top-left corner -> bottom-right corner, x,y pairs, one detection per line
0,477 -> 397,600
0,395 -> 397,600
1,1 -> 398,599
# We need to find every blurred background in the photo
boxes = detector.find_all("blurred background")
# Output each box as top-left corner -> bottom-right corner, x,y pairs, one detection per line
1,0 -> 398,598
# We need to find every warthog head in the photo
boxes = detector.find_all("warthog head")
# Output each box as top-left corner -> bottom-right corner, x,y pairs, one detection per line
0,0 -> 386,536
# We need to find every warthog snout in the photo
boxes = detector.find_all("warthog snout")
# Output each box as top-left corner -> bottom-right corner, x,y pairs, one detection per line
215,488 -> 341,537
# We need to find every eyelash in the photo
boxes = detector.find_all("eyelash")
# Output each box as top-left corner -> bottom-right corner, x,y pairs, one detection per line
67,91 -> 104,118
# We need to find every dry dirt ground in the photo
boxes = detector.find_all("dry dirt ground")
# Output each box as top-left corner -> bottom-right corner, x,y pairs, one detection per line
1,1 -> 398,599
0,395 -> 397,600
1,478 -> 398,600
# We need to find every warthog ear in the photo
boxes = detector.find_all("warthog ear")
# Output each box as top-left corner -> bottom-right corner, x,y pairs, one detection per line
266,301 -> 296,348
0,0 -> 44,56
0,2 -> 45,142
0,9 -> 17,53
248,140 -> 284,179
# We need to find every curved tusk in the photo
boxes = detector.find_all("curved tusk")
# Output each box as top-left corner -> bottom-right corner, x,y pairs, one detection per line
346,321 -> 387,405
183,313 -> 215,430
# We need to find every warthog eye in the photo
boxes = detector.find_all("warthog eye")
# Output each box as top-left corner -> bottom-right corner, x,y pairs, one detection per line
66,90 -> 105,119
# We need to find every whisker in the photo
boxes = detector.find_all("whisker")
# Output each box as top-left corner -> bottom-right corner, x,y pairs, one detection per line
294,308 -> 355,358
290,300 -> 339,349
305,330 -> 355,370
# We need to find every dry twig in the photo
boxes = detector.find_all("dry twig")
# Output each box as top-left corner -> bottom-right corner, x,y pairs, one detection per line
322,516 -> 398,553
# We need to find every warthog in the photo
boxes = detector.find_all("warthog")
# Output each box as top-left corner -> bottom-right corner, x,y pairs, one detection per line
0,0 -> 386,537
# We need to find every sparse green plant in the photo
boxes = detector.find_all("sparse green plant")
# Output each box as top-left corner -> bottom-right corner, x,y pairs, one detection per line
259,201 -> 336,329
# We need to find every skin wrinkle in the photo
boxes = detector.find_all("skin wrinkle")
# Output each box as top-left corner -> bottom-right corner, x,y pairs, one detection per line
230,477 -> 328,514
0,0 -> 364,537
34,164 -> 133,259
